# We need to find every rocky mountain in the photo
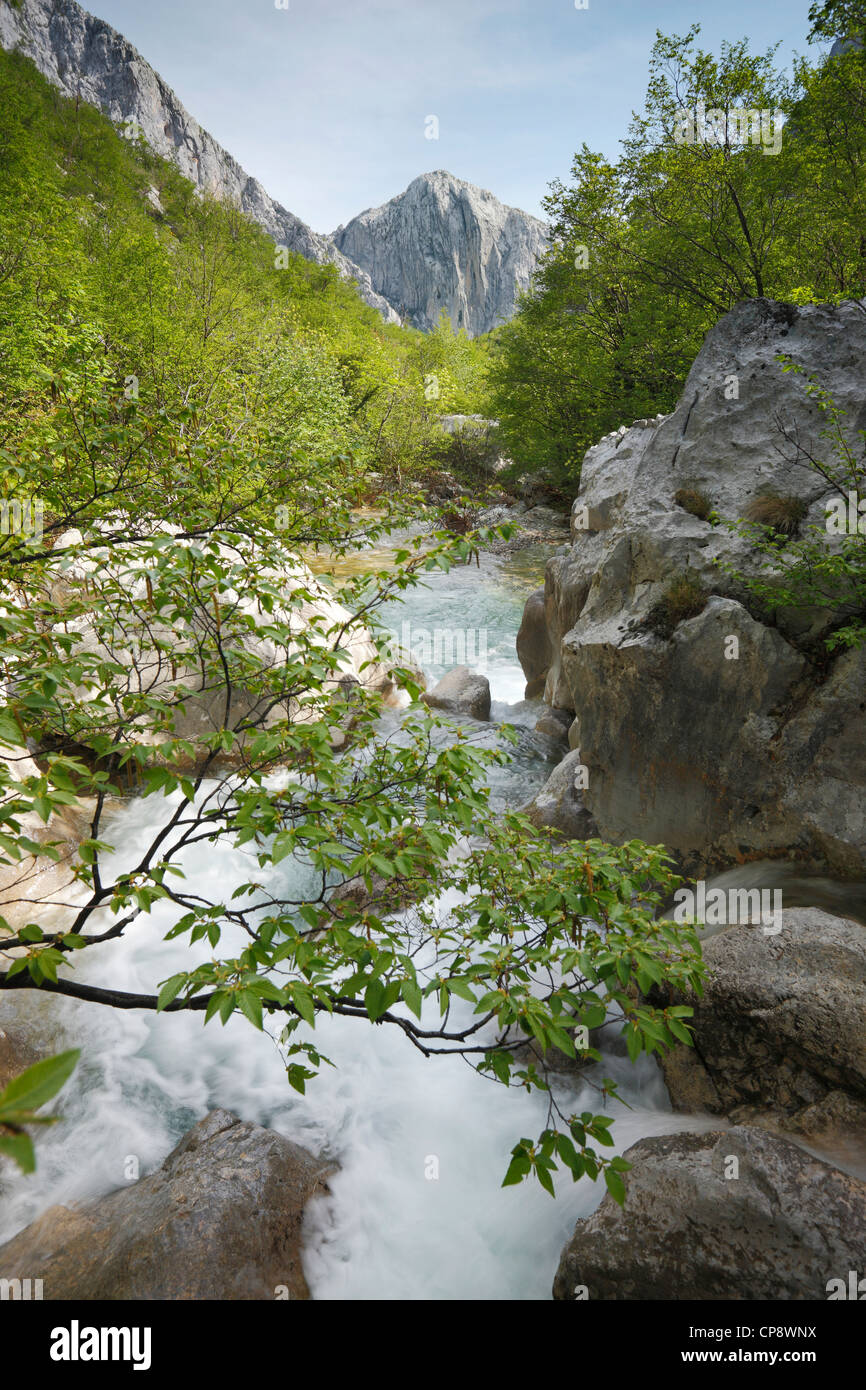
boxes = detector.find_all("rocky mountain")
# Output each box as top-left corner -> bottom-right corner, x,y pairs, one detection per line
0,0 -> 547,335
0,0 -> 400,323
333,170 -> 548,335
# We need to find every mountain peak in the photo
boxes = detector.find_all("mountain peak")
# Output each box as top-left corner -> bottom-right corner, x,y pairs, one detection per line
333,172 -> 548,335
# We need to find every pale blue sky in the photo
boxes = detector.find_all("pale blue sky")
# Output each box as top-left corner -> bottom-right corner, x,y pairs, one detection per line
88,0 -> 817,232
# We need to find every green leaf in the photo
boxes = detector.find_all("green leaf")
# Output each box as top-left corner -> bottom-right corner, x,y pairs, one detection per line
667,1016 -> 693,1045
364,979 -> 387,1021
444,976 -> 476,1004
237,990 -> 264,1030
291,986 -> 316,1028
604,1168 -> 627,1206
156,974 -> 187,1012
502,1153 -> 531,1187
401,977 -> 422,1019
0,1132 -> 35,1173
535,1161 -> 556,1197
0,1049 -> 80,1117
625,1025 -> 642,1063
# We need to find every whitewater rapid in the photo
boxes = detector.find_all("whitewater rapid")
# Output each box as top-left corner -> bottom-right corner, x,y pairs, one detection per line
0,542 -> 706,1298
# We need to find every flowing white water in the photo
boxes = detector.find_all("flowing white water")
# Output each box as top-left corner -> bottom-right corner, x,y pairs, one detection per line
0,541 -> 712,1298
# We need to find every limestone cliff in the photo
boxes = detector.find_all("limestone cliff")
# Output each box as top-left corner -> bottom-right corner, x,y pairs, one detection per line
333,170 -> 548,335
519,298 -> 866,876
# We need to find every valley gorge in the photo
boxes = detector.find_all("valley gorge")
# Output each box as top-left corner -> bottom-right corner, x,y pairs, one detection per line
0,0 -> 547,333
0,0 -> 864,1324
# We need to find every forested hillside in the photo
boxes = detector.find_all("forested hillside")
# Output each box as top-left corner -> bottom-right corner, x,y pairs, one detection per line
0,47 -> 489,506
488,9 -> 866,480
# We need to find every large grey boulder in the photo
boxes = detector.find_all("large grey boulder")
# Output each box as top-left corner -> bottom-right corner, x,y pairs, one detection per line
520,298 -> 866,876
522,748 -> 598,840
422,665 -> 491,720
651,907 -> 866,1120
332,170 -> 548,336
0,1110 -> 331,1300
553,1126 -> 866,1301
567,594 -> 810,869
0,0 -> 400,323
516,589 -> 553,698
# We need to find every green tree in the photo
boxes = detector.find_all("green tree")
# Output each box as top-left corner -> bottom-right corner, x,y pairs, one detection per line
721,363 -> 866,650
488,22 -> 866,484
0,364 -> 703,1196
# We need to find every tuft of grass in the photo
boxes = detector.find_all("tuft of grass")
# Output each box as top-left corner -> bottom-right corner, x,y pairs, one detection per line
644,572 -> 708,639
674,486 -> 712,521
743,492 -> 808,537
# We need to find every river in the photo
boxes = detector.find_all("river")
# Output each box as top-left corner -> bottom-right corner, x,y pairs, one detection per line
0,536 -> 715,1299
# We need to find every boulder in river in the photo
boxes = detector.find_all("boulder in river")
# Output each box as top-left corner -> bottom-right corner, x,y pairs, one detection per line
533,706 -> 572,748
553,1126 -> 866,1300
422,665 -> 491,720
522,748 -> 598,840
516,588 -> 552,698
649,908 -> 866,1123
0,1109 -> 331,1299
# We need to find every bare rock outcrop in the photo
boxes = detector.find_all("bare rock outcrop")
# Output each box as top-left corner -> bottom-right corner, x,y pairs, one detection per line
520,298 -> 866,876
650,907 -> 866,1123
0,1109 -> 331,1299
333,171 -> 548,335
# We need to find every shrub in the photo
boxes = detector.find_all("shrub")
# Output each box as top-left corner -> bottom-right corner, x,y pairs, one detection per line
743,492 -> 808,537
644,572 -> 708,638
674,487 -> 712,521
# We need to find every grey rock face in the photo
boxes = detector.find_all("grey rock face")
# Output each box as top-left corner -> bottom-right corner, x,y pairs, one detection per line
830,36 -> 864,57
422,665 -> 491,720
516,589 -> 553,698
0,0 -> 400,323
552,1126 -> 866,1300
651,907 -> 866,1120
0,1109 -> 331,1299
522,298 -> 866,875
332,170 -> 548,335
